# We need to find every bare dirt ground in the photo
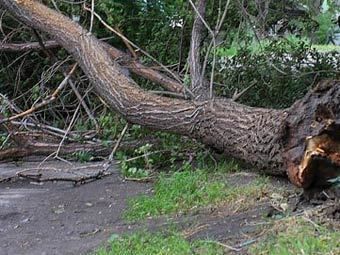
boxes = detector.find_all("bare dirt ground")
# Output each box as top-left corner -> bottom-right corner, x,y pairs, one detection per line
0,160 -> 338,255
0,160 -> 152,255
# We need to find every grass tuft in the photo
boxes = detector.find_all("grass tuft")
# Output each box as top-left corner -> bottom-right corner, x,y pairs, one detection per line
124,167 -> 269,220
250,217 -> 340,255
95,231 -> 224,255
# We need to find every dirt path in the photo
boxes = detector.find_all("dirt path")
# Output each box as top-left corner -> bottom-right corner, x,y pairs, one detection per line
0,160 -> 152,255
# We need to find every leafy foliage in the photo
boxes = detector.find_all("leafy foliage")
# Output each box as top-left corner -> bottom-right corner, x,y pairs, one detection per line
72,151 -> 93,163
315,12 -> 334,44
215,38 -> 339,108
117,143 -> 154,179
95,0 -> 190,63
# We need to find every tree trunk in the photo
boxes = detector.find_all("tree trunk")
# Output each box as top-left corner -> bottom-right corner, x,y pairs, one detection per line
0,0 -> 339,188
189,0 -> 209,99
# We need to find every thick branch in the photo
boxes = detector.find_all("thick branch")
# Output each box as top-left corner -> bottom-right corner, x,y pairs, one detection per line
0,138 -> 160,162
0,1 -> 198,131
103,44 -> 185,94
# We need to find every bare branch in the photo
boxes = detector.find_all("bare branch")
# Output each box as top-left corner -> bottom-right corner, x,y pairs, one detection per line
201,0 -> 231,97
232,80 -> 257,101
115,26 -> 138,59
0,38 -> 186,94
0,40 -> 59,52
0,63 -> 78,124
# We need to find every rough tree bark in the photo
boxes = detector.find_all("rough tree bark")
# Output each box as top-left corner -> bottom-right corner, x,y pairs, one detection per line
0,0 -> 339,188
189,0 -> 208,99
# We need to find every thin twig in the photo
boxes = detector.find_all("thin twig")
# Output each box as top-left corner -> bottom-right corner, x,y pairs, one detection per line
89,0 -> 95,33
232,80 -> 257,101
66,75 -> 100,131
32,29 -> 53,58
150,90 -> 186,98
204,240 -> 241,252
103,123 -> 130,172
116,26 -> 137,59
0,40 -> 59,52
11,121 -> 98,142
201,0 -> 231,89
35,29 -> 99,130
124,150 -> 169,163
108,123 -> 129,162
55,102 -> 81,157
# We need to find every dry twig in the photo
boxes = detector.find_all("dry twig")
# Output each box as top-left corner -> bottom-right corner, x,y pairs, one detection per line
0,63 -> 78,124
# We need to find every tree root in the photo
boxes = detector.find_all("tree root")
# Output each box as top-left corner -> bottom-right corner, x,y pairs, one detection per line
285,80 -> 340,188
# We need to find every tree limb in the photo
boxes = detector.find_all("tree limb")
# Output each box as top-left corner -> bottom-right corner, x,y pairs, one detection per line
0,40 -> 59,51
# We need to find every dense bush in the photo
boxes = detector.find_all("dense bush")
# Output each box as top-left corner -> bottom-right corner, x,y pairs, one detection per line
215,39 -> 339,108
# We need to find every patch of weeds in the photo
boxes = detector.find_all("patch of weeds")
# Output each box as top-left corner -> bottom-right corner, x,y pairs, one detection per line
72,151 -> 93,162
124,164 -> 269,220
119,158 -> 150,179
213,158 -> 241,173
74,119 -> 93,133
118,126 -> 224,177
0,100 -> 12,149
250,217 -> 340,255
116,132 -> 213,179
116,144 -> 154,179
73,113 -> 126,143
98,113 -> 126,140
95,230 -> 224,255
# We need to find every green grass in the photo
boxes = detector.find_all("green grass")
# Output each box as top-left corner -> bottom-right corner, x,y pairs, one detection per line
312,44 -> 340,52
95,231 -> 224,255
250,218 -> 340,255
124,166 -> 269,220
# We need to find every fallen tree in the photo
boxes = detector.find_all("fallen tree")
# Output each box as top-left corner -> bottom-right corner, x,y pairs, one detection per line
0,0 -> 339,188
